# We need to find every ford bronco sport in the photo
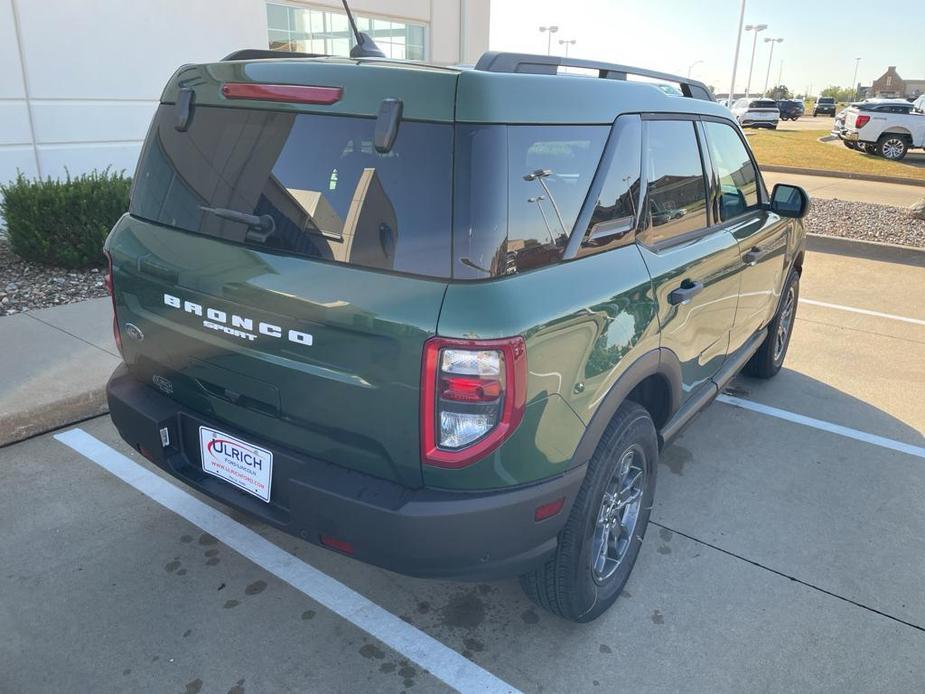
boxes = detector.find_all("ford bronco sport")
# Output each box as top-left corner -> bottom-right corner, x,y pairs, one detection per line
104,47 -> 809,622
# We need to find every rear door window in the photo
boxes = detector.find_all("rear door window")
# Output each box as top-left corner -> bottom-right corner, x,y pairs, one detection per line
703,121 -> 760,221
131,105 -> 453,278
641,120 -> 709,245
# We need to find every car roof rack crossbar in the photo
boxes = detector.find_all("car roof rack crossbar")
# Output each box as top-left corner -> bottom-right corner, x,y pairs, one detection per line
222,49 -> 327,61
474,52 -> 715,102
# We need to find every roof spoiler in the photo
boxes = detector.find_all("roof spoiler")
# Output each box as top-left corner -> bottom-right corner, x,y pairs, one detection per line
222,49 -> 326,61
474,52 -> 716,102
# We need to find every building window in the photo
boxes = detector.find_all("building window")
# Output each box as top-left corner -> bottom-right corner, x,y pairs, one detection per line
266,3 -> 426,60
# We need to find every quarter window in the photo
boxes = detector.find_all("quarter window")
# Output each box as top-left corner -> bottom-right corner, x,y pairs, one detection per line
703,121 -> 760,221
643,120 -> 709,244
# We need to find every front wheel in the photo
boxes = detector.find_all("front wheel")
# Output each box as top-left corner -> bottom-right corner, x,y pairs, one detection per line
520,401 -> 657,623
877,135 -> 908,161
744,269 -> 800,379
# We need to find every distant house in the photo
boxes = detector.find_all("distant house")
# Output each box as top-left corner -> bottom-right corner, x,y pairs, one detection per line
870,66 -> 925,98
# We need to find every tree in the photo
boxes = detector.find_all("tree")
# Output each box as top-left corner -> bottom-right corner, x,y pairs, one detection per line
767,84 -> 791,100
820,85 -> 855,102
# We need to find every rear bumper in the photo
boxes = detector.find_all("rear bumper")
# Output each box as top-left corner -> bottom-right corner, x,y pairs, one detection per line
106,364 -> 585,581
741,119 -> 779,128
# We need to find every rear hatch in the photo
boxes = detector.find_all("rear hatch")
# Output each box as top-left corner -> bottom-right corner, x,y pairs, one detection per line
745,99 -> 779,120
108,59 -> 459,487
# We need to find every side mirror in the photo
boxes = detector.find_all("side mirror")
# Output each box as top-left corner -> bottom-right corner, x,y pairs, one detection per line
769,183 -> 810,219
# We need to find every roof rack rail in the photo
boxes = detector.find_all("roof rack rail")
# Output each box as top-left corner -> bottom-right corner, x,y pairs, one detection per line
222,49 -> 326,61
474,52 -> 715,102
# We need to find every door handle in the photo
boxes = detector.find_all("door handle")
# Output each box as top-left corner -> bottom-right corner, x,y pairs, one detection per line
668,279 -> 704,306
744,246 -> 768,266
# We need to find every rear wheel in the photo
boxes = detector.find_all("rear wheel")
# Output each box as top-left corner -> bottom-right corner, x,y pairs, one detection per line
520,401 -> 657,623
843,140 -> 858,150
744,269 -> 800,379
877,134 -> 908,161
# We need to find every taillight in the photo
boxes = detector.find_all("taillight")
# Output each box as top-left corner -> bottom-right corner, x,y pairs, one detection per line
104,250 -> 122,357
421,337 -> 527,469
855,114 -> 871,128
221,83 -> 343,105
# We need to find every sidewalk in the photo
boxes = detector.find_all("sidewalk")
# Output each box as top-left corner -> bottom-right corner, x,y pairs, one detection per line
0,297 -> 118,446
762,171 -> 924,207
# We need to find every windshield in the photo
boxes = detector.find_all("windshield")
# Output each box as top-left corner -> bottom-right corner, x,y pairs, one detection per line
131,105 -> 454,278
819,98 -> 835,104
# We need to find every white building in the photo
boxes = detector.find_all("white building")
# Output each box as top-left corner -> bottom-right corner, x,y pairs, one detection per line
1,0 -> 490,188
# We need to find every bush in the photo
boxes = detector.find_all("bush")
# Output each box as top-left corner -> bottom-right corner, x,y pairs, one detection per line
0,169 -> 131,268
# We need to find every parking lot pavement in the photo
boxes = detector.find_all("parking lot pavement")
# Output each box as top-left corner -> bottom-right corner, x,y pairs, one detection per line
761,171 -> 925,206
3,247 -> 923,694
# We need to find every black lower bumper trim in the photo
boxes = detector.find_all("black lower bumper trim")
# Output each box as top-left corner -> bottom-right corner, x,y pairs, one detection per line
106,364 -> 586,580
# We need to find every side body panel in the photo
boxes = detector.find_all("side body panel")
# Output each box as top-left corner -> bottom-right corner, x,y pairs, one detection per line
433,244 -> 659,490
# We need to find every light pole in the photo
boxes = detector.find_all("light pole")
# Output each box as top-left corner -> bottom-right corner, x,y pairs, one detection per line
852,57 -> 862,97
763,37 -> 783,95
539,26 -> 559,55
726,0 -> 747,107
777,59 -> 783,89
743,23 -> 767,100
688,60 -> 703,78
558,38 -> 576,57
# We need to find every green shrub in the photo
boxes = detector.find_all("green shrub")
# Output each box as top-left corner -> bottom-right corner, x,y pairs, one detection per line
0,168 -> 131,268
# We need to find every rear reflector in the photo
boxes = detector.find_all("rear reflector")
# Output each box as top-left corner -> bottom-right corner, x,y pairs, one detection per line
319,534 -> 355,555
534,497 -> 566,522
221,83 -> 343,105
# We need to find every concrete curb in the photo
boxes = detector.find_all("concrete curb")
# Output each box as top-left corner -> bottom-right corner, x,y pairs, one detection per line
0,388 -> 109,447
807,233 -> 925,267
762,165 -> 925,188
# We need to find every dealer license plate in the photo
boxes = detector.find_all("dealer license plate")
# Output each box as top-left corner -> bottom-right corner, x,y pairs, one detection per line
199,426 -> 273,502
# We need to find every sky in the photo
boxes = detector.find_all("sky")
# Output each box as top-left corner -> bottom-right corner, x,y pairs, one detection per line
488,0 -> 924,96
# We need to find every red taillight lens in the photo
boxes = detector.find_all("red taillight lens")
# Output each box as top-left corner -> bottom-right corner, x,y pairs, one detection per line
221,83 -> 343,105
534,497 -> 566,522
855,114 -> 871,128
104,250 -> 122,357
421,336 -> 527,469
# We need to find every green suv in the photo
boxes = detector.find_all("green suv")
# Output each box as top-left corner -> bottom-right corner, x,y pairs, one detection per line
104,49 -> 809,622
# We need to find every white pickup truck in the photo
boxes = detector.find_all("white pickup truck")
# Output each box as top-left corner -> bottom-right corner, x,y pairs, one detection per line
836,96 -> 925,160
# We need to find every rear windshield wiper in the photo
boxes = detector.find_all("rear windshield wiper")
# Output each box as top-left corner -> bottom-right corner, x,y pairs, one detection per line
200,206 -> 276,243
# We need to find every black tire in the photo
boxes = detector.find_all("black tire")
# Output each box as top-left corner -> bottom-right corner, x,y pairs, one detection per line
519,401 -> 657,623
876,134 -> 908,161
744,269 -> 800,379
843,140 -> 858,150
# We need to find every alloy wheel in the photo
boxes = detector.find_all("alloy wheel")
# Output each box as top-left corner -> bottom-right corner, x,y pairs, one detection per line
773,285 -> 796,362
881,138 -> 906,160
591,445 -> 646,584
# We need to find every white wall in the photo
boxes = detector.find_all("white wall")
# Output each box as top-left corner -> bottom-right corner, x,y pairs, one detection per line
0,0 -> 490,190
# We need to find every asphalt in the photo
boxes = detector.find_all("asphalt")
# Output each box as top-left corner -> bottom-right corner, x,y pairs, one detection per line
2,246 -> 923,694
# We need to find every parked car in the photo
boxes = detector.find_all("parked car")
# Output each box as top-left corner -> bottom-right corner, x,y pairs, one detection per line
813,96 -> 837,116
777,99 -> 804,120
731,98 -> 781,128
836,100 -> 924,158
104,48 -> 809,623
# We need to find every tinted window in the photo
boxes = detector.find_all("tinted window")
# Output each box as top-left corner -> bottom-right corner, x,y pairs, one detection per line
749,100 -> 777,109
818,97 -> 835,104
453,124 -> 608,278
704,121 -> 760,221
643,120 -> 709,244
131,105 -> 453,278
578,116 -> 642,257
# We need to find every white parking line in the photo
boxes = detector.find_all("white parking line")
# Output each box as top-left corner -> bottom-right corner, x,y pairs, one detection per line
54,428 -> 520,694
801,299 -> 925,327
717,395 -> 925,460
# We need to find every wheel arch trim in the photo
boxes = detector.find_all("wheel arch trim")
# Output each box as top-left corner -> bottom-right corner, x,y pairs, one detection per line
570,348 -> 682,466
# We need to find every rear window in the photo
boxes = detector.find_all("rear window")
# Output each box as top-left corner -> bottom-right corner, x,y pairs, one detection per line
131,105 -> 453,278
818,97 -> 836,104
749,100 -> 778,109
